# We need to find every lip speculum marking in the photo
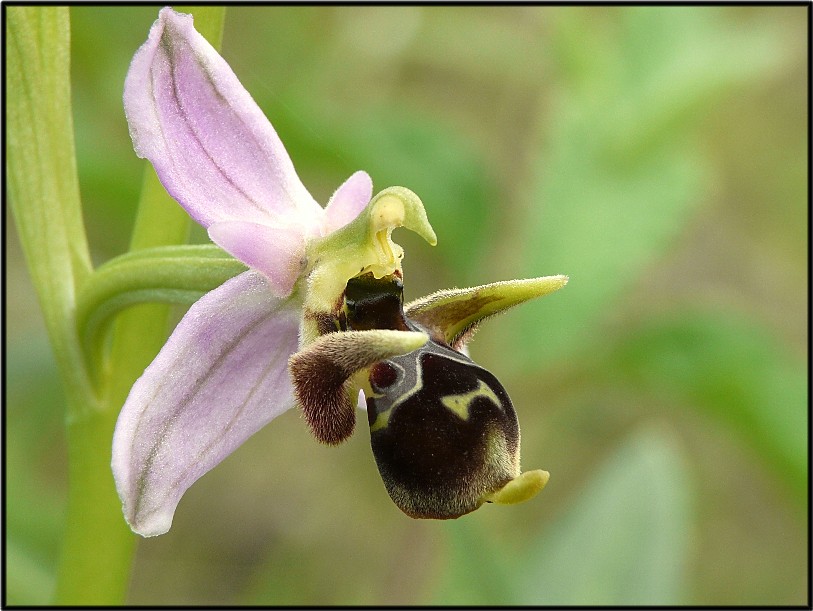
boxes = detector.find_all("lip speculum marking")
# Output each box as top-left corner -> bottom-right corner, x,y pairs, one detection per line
441,378 -> 503,421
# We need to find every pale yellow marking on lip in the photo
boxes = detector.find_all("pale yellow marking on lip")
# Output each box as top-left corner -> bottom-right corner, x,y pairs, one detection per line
441,379 -> 501,421
369,410 -> 392,433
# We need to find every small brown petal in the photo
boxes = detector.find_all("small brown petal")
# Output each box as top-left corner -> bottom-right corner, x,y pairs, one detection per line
289,330 -> 427,445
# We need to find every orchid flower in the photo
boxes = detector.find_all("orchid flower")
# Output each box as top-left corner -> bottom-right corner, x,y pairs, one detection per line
113,7 -> 568,537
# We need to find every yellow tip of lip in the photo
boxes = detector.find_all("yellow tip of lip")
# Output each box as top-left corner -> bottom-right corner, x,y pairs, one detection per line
482,469 -> 550,506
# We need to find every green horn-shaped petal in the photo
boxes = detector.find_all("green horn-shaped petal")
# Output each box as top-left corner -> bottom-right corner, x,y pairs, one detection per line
406,275 -> 568,350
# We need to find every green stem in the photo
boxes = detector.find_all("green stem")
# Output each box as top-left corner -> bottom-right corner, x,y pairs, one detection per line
5,6 -> 127,603
56,414 -> 136,604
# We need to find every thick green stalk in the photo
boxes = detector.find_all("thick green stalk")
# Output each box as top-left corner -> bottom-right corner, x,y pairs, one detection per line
5,6 -> 126,604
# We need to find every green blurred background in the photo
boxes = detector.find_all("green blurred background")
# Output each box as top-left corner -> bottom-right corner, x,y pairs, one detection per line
6,5 -> 808,605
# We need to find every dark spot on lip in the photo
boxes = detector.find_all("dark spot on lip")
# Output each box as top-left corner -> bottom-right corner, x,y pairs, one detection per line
370,361 -> 398,390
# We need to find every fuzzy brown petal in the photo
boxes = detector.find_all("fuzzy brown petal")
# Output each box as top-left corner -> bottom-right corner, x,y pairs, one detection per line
289,330 -> 427,444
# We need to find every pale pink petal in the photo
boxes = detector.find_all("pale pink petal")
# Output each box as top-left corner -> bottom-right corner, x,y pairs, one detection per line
324,171 -> 373,233
208,221 -> 306,296
123,8 -> 323,229
112,270 -> 300,537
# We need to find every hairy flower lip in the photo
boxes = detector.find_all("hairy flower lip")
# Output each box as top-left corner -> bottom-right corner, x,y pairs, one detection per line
351,274 -> 565,521
290,329 -> 429,445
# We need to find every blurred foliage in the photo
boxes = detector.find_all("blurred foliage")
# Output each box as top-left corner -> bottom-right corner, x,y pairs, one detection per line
5,5 -> 808,606
437,425 -> 694,605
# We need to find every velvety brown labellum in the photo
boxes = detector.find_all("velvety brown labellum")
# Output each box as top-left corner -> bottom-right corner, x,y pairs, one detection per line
344,273 -> 521,519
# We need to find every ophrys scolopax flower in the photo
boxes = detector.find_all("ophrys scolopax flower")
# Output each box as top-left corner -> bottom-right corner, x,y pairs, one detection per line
113,8 -> 567,537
